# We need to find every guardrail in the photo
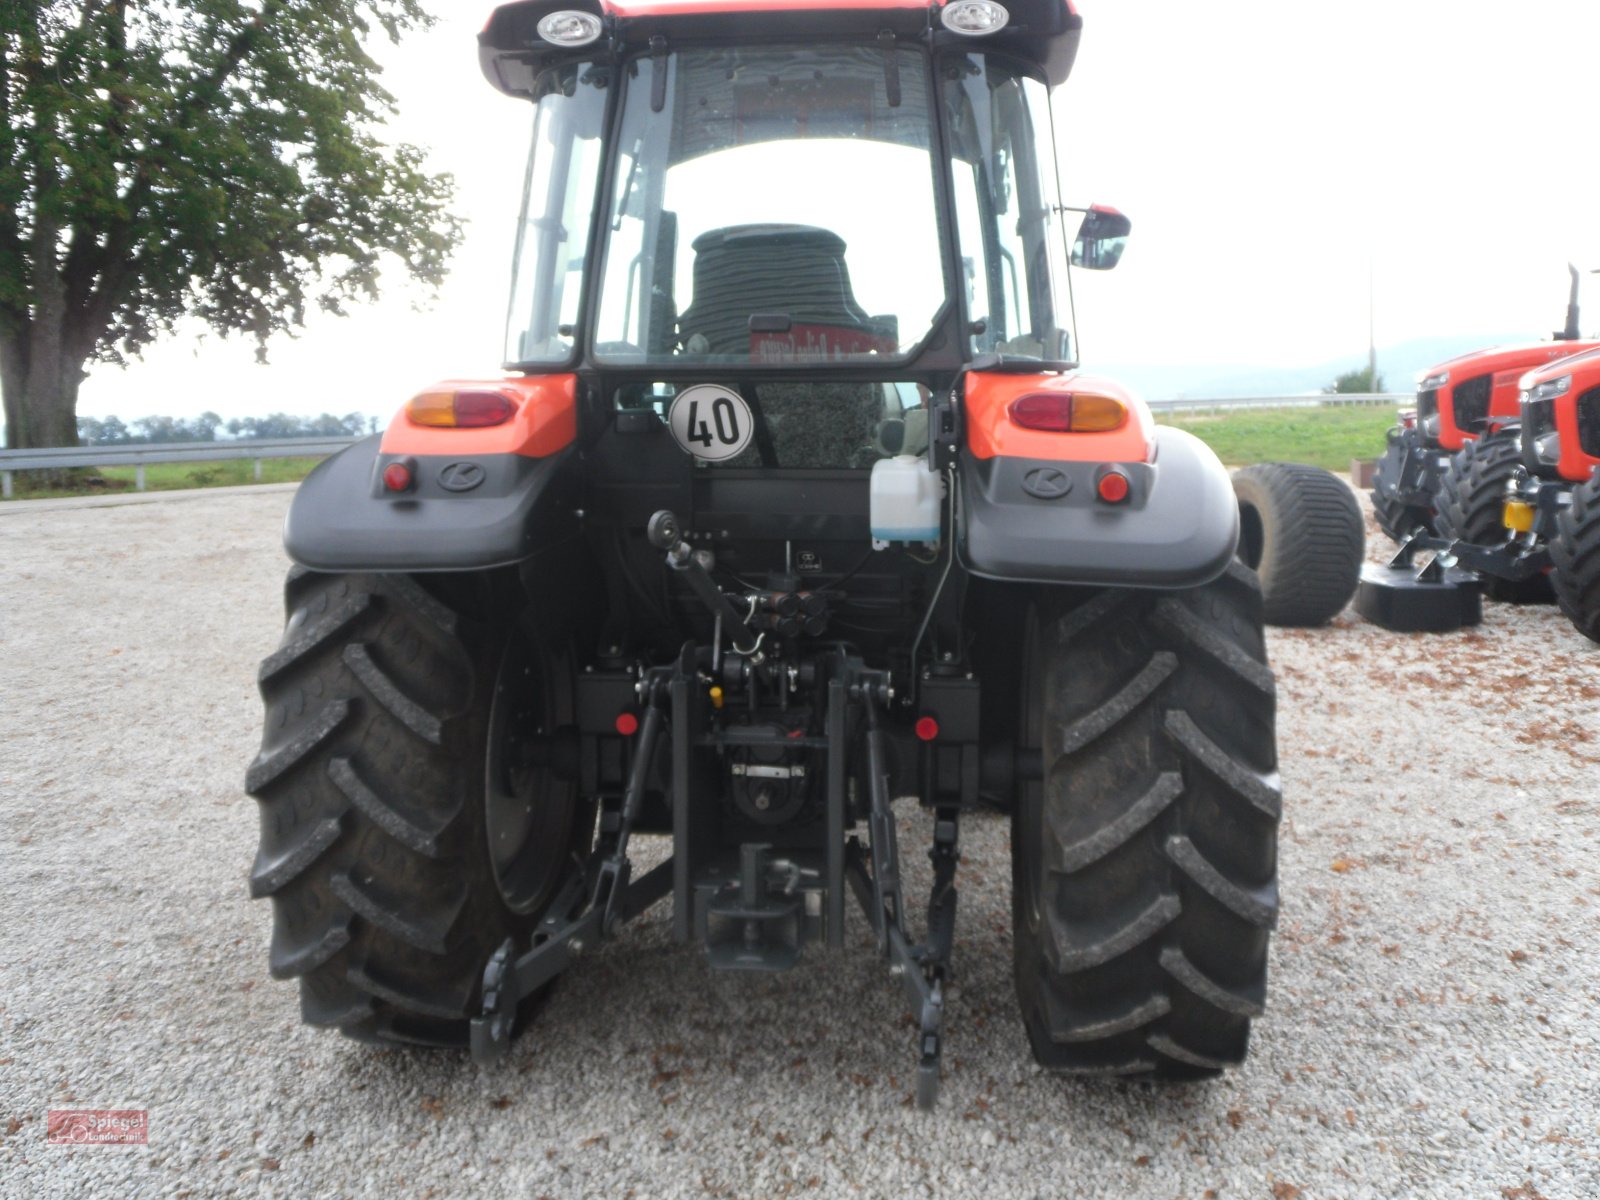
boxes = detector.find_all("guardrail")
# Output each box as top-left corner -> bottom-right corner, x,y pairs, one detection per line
0,436 -> 359,498
1146,392 -> 1409,414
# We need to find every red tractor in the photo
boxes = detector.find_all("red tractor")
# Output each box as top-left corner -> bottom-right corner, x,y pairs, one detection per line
1516,347 -> 1600,641
1358,343 -> 1600,638
246,0 -> 1313,1106
1370,265 -> 1600,559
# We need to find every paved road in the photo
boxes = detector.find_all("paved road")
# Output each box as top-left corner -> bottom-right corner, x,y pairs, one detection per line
1,488 -> 1596,1198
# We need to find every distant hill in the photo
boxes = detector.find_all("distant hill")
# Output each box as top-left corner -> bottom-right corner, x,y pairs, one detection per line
1095,333 -> 1534,400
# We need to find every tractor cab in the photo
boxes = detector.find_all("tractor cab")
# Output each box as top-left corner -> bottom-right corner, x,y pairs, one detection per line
487,0 -> 1100,405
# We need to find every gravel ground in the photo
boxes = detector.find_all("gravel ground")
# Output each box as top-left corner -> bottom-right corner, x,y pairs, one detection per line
1,485 -> 1597,1199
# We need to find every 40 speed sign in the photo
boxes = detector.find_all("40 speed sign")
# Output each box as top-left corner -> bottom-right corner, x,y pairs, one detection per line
668,384 -> 754,462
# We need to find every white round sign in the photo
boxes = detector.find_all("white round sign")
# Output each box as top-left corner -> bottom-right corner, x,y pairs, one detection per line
667,384 -> 754,462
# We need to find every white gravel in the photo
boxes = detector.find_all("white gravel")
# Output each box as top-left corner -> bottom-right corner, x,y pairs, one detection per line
1,485 -> 1597,1199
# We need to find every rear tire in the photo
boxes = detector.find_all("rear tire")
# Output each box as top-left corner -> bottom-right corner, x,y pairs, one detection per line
1232,462 -> 1364,626
1371,428 -> 1437,542
245,568 -> 590,1046
1011,561 -> 1280,1078
1551,469 -> 1600,644
1435,434 -> 1555,603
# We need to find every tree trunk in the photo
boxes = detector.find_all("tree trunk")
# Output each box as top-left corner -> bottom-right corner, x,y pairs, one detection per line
19,351 -> 85,450
0,327 -> 27,451
2,318 -> 88,489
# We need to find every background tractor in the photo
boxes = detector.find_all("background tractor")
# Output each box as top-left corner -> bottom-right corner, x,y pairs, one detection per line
1357,344 -> 1600,638
1370,265 -> 1599,550
246,0 -> 1333,1107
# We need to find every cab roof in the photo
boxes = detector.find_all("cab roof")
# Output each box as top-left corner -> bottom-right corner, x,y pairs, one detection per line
480,0 -> 1082,97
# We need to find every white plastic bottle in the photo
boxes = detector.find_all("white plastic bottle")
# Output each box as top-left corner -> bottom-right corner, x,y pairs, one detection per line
870,455 -> 945,549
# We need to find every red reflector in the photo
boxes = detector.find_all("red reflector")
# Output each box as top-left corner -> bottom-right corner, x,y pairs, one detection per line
615,712 -> 639,737
1097,471 -> 1130,504
382,461 -> 413,492
1007,393 -> 1074,432
915,716 -> 940,742
453,390 -> 516,428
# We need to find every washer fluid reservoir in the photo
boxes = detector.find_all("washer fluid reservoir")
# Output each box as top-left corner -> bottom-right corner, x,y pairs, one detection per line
870,455 -> 945,549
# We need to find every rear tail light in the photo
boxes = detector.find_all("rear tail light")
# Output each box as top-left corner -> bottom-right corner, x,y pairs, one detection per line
382,458 -> 416,493
1096,469 -> 1131,504
1007,392 -> 1128,433
407,388 -> 517,429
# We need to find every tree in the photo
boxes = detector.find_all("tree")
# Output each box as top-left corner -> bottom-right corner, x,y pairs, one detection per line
1324,365 -> 1386,395
0,2 -> 462,451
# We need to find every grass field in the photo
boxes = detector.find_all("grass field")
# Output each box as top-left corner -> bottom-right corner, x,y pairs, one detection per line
3,456 -> 327,501
1154,403 -> 1398,471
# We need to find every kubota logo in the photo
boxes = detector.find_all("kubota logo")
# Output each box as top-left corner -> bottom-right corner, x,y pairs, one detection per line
1022,467 -> 1072,500
438,462 -> 487,493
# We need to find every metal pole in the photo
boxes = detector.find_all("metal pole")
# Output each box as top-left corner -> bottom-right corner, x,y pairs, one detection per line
1368,257 -> 1378,391
136,465 -> 146,492
2,470 -> 12,500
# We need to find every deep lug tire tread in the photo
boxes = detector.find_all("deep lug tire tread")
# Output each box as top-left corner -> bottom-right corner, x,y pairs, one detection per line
1232,462 -> 1365,626
1435,434 -> 1554,604
246,571 -> 573,1047
1013,560 -> 1280,1080
1550,469 -> 1600,643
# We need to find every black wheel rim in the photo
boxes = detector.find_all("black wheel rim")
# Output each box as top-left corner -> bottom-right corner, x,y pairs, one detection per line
484,628 -> 579,915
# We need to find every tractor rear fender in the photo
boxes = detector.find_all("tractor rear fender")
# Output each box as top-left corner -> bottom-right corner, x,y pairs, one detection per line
957,371 -> 1237,588
283,375 -> 582,572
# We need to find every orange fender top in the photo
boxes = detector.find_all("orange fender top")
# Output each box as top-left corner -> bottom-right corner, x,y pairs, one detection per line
963,370 -> 1155,464
378,375 -> 578,459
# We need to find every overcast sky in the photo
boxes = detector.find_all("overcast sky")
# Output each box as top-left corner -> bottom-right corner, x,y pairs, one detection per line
75,0 -> 1600,423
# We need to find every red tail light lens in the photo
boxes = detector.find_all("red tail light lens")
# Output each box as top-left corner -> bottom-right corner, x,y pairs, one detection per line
1096,470 -> 1131,504
1008,394 -> 1073,432
382,459 -> 415,493
453,390 -> 517,427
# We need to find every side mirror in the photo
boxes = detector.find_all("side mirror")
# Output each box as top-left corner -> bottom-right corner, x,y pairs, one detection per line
1071,205 -> 1131,271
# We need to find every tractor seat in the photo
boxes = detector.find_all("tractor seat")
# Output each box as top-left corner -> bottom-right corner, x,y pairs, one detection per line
678,224 -> 895,359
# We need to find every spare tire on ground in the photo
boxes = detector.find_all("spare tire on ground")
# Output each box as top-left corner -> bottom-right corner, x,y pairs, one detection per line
1232,462 -> 1365,627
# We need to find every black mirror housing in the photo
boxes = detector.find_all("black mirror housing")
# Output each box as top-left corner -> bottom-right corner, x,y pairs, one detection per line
1071,205 -> 1131,271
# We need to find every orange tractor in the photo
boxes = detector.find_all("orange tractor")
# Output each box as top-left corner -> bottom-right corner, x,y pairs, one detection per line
1370,265 -> 1598,572
1360,323 -> 1600,638
244,0 -> 1351,1105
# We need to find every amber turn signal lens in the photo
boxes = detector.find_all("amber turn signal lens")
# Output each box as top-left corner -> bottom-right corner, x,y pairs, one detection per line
407,389 -> 516,429
1007,392 -> 1128,433
1069,394 -> 1129,432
